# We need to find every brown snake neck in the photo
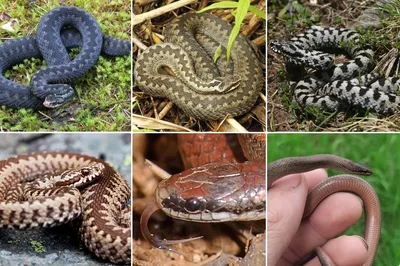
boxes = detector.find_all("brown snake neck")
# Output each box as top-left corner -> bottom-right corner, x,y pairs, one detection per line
0,152 -> 131,264
268,154 -> 381,266
140,134 -> 266,253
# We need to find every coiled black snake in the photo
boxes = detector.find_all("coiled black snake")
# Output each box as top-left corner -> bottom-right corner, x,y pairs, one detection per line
0,152 -> 131,264
134,13 -> 264,120
271,26 -> 400,114
0,6 -> 130,109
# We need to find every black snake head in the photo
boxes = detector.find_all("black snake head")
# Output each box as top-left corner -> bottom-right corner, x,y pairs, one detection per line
269,39 -> 283,54
270,39 -> 334,69
43,86 -> 76,108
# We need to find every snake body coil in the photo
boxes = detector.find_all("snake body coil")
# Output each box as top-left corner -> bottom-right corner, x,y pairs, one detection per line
268,154 -> 380,266
0,6 -> 130,109
0,152 -> 131,264
271,26 -> 400,113
134,13 -> 264,120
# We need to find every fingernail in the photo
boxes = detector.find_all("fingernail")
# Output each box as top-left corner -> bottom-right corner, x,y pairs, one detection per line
357,197 -> 364,208
280,174 -> 303,189
355,236 -> 369,250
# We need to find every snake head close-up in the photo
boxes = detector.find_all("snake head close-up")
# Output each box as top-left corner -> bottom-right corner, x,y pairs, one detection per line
134,133 -> 266,265
40,84 -> 76,109
156,161 -> 266,223
55,162 -> 106,188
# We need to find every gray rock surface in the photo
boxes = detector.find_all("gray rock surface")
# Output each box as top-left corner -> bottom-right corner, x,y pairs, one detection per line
0,133 -> 131,266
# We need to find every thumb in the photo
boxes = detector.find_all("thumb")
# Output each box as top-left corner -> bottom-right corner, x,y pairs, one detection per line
267,174 -> 308,265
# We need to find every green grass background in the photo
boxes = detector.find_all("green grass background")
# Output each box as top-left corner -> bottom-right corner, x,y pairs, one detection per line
268,134 -> 400,265
0,0 -> 131,131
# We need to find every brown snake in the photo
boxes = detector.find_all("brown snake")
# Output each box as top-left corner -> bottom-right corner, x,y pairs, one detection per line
134,13 -> 264,120
140,134 -> 266,253
0,152 -> 131,264
268,154 -> 381,266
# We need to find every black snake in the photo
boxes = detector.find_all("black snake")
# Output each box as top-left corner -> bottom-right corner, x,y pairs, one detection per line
0,6 -> 130,109
270,26 -> 400,114
134,13 -> 264,120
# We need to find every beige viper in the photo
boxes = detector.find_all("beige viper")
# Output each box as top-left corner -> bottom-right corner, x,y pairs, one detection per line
0,152 -> 131,264
134,13 -> 264,120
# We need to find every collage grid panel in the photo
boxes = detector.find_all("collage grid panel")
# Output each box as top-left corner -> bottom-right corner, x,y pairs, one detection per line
0,0 -> 396,266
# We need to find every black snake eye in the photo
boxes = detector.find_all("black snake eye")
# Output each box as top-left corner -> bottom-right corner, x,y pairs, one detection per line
184,198 -> 202,213
81,168 -> 90,176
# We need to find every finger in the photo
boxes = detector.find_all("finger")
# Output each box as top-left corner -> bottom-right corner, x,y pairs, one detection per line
286,192 -> 363,261
268,173 -> 307,265
303,169 -> 328,190
305,235 -> 368,266
271,168 -> 328,190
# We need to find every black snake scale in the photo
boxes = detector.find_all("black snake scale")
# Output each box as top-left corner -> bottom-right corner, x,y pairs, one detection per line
0,6 -> 130,109
271,26 -> 400,114
134,13 -> 264,121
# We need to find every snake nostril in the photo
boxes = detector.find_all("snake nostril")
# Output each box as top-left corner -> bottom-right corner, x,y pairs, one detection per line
184,198 -> 202,213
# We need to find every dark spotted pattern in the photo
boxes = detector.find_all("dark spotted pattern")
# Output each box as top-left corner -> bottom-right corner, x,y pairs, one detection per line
271,26 -> 400,113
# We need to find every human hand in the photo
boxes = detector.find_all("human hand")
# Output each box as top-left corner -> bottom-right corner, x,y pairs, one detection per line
268,169 -> 368,266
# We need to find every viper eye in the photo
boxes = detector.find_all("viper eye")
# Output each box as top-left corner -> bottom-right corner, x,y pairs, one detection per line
184,198 -> 202,213
81,168 -> 90,176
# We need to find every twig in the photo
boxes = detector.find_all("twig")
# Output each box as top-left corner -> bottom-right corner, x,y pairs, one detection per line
132,114 -> 195,131
145,159 -> 171,179
132,34 -> 148,51
132,0 -> 197,26
134,0 -> 159,6
226,117 -> 248,132
158,101 -> 175,120
259,92 -> 266,103
252,34 -> 266,46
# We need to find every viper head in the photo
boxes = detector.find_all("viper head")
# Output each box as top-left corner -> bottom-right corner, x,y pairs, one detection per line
55,162 -> 105,187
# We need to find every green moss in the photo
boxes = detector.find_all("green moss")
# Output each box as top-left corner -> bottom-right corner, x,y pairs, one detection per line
30,240 -> 46,253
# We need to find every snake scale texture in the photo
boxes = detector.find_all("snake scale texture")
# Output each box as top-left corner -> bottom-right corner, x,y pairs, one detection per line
271,26 -> 400,114
134,13 -> 264,120
0,6 -> 130,109
140,134 -> 266,252
157,134 -> 266,222
0,152 -> 131,264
